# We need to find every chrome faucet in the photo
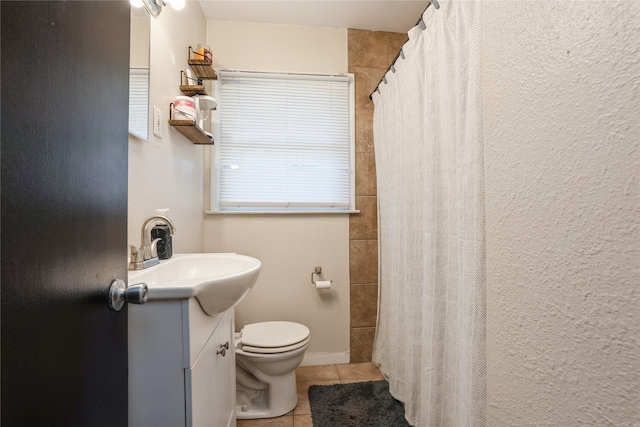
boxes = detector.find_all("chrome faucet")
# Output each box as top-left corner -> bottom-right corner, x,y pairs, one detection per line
129,215 -> 177,270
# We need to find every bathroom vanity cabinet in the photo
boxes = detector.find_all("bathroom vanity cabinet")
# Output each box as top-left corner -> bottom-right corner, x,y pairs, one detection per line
129,298 -> 236,427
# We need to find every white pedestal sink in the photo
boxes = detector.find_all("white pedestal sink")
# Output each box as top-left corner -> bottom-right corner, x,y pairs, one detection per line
128,253 -> 262,427
128,253 -> 261,315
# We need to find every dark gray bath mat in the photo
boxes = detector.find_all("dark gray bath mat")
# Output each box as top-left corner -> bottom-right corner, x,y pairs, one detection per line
308,380 -> 411,427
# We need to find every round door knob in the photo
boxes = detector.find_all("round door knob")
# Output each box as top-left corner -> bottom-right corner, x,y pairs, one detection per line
125,283 -> 148,305
109,279 -> 148,311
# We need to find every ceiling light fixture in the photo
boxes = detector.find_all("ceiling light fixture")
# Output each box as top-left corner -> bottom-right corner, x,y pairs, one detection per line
135,0 -> 184,18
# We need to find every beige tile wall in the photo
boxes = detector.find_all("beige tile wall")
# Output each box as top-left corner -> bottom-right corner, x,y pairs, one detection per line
348,29 -> 407,362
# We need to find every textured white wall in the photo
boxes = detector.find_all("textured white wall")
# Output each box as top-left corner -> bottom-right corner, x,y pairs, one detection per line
128,2 -> 208,253
204,21 -> 351,364
483,1 -> 640,425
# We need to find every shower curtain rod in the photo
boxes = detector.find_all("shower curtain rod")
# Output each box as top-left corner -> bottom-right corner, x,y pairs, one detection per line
369,0 -> 439,100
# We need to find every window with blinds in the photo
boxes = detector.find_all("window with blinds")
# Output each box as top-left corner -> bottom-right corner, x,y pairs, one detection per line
214,71 -> 354,212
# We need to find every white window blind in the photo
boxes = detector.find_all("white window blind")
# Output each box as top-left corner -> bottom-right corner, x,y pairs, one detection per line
128,68 -> 149,139
216,71 -> 354,212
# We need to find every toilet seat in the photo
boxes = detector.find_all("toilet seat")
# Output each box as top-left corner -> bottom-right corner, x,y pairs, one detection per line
240,336 -> 311,354
238,321 -> 310,354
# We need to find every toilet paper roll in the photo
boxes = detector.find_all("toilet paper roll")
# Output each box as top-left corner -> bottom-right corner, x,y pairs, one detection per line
315,280 -> 332,290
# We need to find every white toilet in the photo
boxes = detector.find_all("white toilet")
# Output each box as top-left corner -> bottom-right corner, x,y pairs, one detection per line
235,321 -> 310,419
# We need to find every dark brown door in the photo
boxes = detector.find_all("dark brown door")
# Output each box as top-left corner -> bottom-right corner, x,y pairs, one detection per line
1,2 -> 130,425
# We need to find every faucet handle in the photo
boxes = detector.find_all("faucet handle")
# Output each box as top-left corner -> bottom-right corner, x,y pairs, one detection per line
129,245 -> 144,270
129,245 -> 143,262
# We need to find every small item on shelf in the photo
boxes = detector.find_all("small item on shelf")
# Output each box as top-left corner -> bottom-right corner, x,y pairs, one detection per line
173,96 -> 196,122
195,94 -> 217,111
182,69 -> 199,86
192,44 -> 212,63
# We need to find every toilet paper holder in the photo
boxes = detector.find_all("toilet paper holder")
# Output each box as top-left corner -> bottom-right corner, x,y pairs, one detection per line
311,267 -> 322,284
311,266 -> 325,284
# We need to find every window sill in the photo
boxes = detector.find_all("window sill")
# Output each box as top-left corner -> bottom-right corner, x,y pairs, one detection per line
205,210 -> 360,216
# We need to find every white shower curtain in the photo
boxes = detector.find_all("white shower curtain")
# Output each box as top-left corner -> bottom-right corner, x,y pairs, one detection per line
371,1 -> 485,426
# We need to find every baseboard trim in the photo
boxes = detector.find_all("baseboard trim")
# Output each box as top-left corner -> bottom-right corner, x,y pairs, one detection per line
301,351 -> 350,366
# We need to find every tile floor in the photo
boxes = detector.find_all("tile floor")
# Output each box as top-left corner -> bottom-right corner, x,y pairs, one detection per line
236,362 -> 385,427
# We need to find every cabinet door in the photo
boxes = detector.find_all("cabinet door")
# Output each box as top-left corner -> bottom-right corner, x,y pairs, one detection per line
186,311 -> 235,427
213,312 -> 236,426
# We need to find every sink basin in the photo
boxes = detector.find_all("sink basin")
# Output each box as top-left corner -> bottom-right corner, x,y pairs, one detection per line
128,253 -> 261,315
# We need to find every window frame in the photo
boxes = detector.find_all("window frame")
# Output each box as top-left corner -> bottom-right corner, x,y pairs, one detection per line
209,70 -> 356,215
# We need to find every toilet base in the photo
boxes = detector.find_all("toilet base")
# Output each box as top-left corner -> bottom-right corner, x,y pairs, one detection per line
235,370 -> 298,419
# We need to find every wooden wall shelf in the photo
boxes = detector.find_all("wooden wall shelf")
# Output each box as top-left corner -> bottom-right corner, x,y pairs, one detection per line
188,59 -> 217,80
169,118 -> 214,145
172,47 -> 216,145
179,85 -> 207,96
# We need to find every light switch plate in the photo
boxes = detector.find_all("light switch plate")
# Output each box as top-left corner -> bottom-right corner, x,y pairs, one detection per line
153,106 -> 162,138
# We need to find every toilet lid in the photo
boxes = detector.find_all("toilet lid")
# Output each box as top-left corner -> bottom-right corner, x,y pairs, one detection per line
239,321 -> 310,349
